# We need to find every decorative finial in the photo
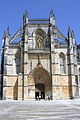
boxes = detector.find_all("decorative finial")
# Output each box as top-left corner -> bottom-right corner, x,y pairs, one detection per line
23,10 -> 28,25
50,9 -> 55,18
23,10 -> 28,18
3,31 -> 5,39
72,30 -> 76,46
2,31 -> 6,47
68,25 -> 71,38
72,30 -> 75,39
6,26 -> 10,37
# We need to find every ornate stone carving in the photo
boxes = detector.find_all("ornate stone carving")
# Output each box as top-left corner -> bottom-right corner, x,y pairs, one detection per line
35,29 -> 45,48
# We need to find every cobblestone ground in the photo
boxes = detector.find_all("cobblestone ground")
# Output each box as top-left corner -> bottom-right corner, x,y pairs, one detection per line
0,99 -> 80,120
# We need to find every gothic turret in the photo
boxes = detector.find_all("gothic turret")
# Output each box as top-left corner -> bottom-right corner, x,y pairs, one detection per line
23,10 -> 28,26
68,26 -> 71,38
50,10 -> 55,25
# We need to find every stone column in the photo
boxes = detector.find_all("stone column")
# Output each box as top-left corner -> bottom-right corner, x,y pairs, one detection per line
68,27 -> 75,98
24,27 -> 29,100
50,25 -> 57,99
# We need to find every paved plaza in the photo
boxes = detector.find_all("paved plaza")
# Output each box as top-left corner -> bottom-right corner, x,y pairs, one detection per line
0,99 -> 80,120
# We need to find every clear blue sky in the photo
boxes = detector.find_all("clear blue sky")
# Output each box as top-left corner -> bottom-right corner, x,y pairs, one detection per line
0,0 -> 80,62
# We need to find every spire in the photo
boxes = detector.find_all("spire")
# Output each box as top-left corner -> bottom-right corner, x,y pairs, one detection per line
50,9 -> 55,25
72,30 -> 75,40
23,10 -> 28,25
6,26 -> 10,37
24,10 -> 28,17
3,31 -> 5,39
68,25 -> 71,38
50,9 -> 55,19
68,26 -> 73,47
2,31 -> 6,47
72,30 -> 76,46
23,10 -> 28,19
5,26 -> 10,46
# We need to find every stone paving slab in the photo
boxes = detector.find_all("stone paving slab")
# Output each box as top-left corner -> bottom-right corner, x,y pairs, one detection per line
0,99 -> 80,120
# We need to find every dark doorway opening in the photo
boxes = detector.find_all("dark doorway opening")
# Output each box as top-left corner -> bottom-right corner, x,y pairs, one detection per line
41,92 -> 45,99
35,84 -> 45,99
35,92 -> 39,99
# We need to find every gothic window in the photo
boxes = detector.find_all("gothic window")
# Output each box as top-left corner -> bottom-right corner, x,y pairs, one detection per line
15,56 -> 21,74
35,29 -> 45,48
59,53 -> 65,74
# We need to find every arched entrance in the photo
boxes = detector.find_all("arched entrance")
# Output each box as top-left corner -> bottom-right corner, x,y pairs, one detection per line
28,64 -> 52,99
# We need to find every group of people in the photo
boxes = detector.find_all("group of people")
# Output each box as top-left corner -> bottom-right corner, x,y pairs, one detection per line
45,95 -> 51,100
36,95 -> 51,100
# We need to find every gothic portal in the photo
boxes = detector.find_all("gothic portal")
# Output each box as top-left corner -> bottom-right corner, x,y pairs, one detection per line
1,10 -> 80,100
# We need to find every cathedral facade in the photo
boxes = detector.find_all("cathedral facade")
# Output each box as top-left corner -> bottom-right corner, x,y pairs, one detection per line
1,10 -> 80,100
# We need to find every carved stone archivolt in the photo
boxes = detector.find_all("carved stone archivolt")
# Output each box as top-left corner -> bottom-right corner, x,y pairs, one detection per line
28,64 -> 52,98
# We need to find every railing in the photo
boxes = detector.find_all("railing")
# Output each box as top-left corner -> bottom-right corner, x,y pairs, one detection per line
28,19 -> 50,24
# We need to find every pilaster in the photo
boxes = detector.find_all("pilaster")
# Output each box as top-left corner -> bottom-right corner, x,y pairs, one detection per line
50,25 -> 56,99
24,27 -> 29,100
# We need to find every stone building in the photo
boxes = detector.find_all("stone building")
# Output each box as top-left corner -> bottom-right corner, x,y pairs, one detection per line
1,10 -> 80,100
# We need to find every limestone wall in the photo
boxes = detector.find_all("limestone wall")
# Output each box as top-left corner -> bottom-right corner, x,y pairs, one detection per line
52,47 -> 71,99
77,64 -> 80,96
3,75 -> 18,100
28,54 -> 50,74
6,48 -> 18,75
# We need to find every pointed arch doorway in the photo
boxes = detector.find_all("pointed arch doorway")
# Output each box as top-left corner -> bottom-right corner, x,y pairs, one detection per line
28,64 -> 52,100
